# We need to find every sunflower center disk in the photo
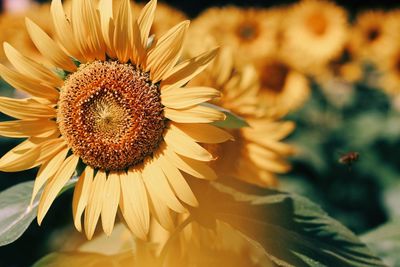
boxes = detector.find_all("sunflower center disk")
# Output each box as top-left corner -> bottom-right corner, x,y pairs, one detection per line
261,62 -> 289,93
58,61 -> 165,171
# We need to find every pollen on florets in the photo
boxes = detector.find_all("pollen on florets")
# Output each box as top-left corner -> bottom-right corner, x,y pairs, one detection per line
58,60 -> 165,171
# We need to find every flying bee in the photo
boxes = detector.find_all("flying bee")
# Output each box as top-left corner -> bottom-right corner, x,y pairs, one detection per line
338,151 -> 359,170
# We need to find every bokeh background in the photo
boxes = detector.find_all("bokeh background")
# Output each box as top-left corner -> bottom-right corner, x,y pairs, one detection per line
1,0 -> 400,266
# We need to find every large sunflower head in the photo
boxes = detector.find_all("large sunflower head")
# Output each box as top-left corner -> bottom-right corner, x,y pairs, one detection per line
279,0 -> 348,73
185,6 -> 281,64
190,48 -> 295,187
0,0 -> 231,240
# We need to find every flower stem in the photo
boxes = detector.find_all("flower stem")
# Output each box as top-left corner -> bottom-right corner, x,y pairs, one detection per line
158,215 -> 193,267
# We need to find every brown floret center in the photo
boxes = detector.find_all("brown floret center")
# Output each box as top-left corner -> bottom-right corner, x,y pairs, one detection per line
260,62 -> 290,93
306,12 -> 328,36
58,60 -> 165,171
237,21 -> 260,42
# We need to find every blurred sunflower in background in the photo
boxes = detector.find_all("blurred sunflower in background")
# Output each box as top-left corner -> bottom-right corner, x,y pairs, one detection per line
190,48 -> 295,187
254,56 -> 310,113
186,6 -> 310,113
0,0 -> 232,240
313,42 -> 363,86
186,6 -> 281,64
280,0 -> 348,74
351,10 -> 399,65
377,44 -> 400,95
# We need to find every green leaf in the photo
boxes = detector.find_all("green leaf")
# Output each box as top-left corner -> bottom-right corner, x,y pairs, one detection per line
202,103 -> 249,129
53,68 -> 68,80
190,180 -> 386,267
0,177 -> 78,247
360,219 -> 400,267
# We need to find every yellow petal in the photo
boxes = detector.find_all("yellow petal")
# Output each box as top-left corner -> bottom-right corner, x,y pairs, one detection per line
158,154 -> 198,207
172,122 -> 232,144
7,137 -> 44,153
212,46 -> 234,85
71,0 -> 105,61
98,0 -> 115,58
163,144 -> 217,180
0,138 -> 66,172
101,171 -> 120,236
237,160 -> 276,187
25,18 -> 77,72
164,105 -> 225,123
146,20 -> 189,83
120,170 -> 149,239
3,43 -> 62,87
85,170 -> 107,240
137,0 -> 157,50
30,147 -> 69,205
142,158 -> 186,213
0,97 -> 56,120
37,154 -> 79,225
164,125 -> 213,161
243,121 -> 295,140
0,119 -> 58,138
161,48 -> 218,91
0,64 -> 59,101
72,166 -> 94,232
113,0 -> 133,63
50,0 -> 83,61
144,167 -> 174,231
252,138 -> 295,156
245,143 -> 291,173
161,86 -> 221,109
149,193 -> 174,231
132,25 -> 146,66
247,153 -> 290,173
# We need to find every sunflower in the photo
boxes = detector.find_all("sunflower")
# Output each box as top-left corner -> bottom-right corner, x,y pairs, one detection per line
377,44 -> 400,95
0,0 -> 231,240
279,0 -> 348,73
351,10 -> 399,64
313,41 -> 363,85
190,48 -> 295,187
254,56 -> 310,114
185,6 -> 281,64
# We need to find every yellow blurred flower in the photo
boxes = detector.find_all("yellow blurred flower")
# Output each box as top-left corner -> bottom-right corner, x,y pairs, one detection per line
0,0 -> 230,240
313,42 -> 364,85
190,48 -> 295,187
255,56 -> 310,114
186,6 -> 281,64
280,0 -> 348,73
377,44 -> 400,95
351,10 -> 399,64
